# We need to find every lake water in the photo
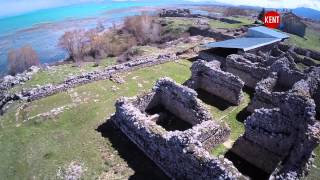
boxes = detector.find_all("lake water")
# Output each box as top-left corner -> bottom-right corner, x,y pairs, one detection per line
0,0 -> 194,75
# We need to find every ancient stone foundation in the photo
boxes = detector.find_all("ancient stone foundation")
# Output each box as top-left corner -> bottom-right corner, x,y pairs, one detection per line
233,94 -> 320,179
110,78 -> 244,179
247,58 -> 306,112
226,54 -> 269,89
187,60 -> 244,105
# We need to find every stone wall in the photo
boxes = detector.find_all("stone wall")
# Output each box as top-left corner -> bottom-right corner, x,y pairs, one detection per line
110,78 -> 244,179
243,94 -> 320,179
226,54 -> 269,89
150,78 -> 213,125
277,43 -> 320,62
187,60 -> 244,105
0,66 -> 40,93
1,53 -> 178,113
247,58 -> 306,112
198,50 -> 227,67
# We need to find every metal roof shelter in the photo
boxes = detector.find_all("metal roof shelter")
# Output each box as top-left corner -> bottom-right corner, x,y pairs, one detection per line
247,26 -> 290,39
203,26 -> 290,52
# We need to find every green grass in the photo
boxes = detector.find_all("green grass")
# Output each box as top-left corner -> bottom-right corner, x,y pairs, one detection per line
209,93 -> 250,156
209,17 -> 254,29
163,16 -> 254,37
286,28 -> 320,52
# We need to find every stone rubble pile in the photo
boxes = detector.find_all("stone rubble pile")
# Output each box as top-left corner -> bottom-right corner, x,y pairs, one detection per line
0,66 -> 40,92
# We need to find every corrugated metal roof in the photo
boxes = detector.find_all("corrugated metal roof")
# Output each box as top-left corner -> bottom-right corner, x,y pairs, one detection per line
204,37 -> 281,51
203,26 -> 289,51
247,26 -> 290,39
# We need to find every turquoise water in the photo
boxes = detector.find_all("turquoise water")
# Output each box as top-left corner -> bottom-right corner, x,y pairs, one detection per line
0,0 -> 188,75
0,1 -> 176,36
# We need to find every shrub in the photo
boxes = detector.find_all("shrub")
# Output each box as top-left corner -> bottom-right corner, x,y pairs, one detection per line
8,45 -> 40,75
123,14 -> 162,45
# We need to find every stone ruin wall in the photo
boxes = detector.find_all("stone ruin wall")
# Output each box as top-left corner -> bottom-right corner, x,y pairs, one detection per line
195,45 -> 320,179
187,60 -> 244,105
247,58 -> 307,112
111,78 -> 244,179
150,78 -> 213,125
225,54 -> 269,89
0,53 -> 178,114
242,94 -> 320,179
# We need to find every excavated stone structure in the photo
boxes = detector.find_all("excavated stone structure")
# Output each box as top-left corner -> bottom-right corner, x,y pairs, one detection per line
276,43 -> 320,67
225,54 -> 269,89
233,93 -> 320,179
187,60 -> 244,105
247,58 -> 306,112
110,78 -> 245,179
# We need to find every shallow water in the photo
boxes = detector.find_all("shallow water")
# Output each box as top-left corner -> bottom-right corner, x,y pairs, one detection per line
0,1 -> 188,75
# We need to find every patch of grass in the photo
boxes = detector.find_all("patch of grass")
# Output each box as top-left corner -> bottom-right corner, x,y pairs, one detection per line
286,28 -> 320,52
164,16 -> 253,35
163,17 -> 194,36
211,144 -> 227,157
209,17 -> 253,29
209,93 -> 250,156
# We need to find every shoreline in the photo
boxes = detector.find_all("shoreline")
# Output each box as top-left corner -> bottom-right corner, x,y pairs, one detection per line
0,4 -> 211,76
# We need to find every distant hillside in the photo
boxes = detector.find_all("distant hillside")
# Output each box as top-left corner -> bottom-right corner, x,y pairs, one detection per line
293,7 -> 320,21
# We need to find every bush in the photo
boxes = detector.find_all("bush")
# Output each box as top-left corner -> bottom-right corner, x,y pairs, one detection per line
8,45 -> 40,75
123,14 -> 162,45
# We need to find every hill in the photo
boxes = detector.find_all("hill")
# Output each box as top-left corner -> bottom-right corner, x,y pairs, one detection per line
293,7 -> 320,21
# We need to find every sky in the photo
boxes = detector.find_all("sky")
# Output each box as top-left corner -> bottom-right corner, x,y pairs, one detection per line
0,0 -> 319,17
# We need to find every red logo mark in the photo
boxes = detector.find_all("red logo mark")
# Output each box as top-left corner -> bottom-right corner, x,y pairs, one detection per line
263,11 -> 281,29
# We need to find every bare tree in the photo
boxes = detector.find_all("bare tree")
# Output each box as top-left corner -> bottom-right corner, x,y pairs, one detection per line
8,45 -> 40,75
123,14 -> 162,45
59,29 -> 89,63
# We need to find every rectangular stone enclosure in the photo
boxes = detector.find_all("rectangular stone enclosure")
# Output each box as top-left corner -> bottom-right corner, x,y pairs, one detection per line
111,78 -> 244,179
187,60 -> 244,105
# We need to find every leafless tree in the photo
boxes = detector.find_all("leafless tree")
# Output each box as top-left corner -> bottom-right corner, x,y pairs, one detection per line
59,29 -> 89,63
123,14 -> 162,45
8,45 -> 40,75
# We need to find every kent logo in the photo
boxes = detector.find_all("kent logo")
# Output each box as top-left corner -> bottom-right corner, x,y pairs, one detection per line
263,11 -> 281,29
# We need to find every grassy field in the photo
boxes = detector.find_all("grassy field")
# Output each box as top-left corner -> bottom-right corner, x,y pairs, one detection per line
286,28 -> 320,52
163,16 -> 254,37
0,58 -> 319,179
